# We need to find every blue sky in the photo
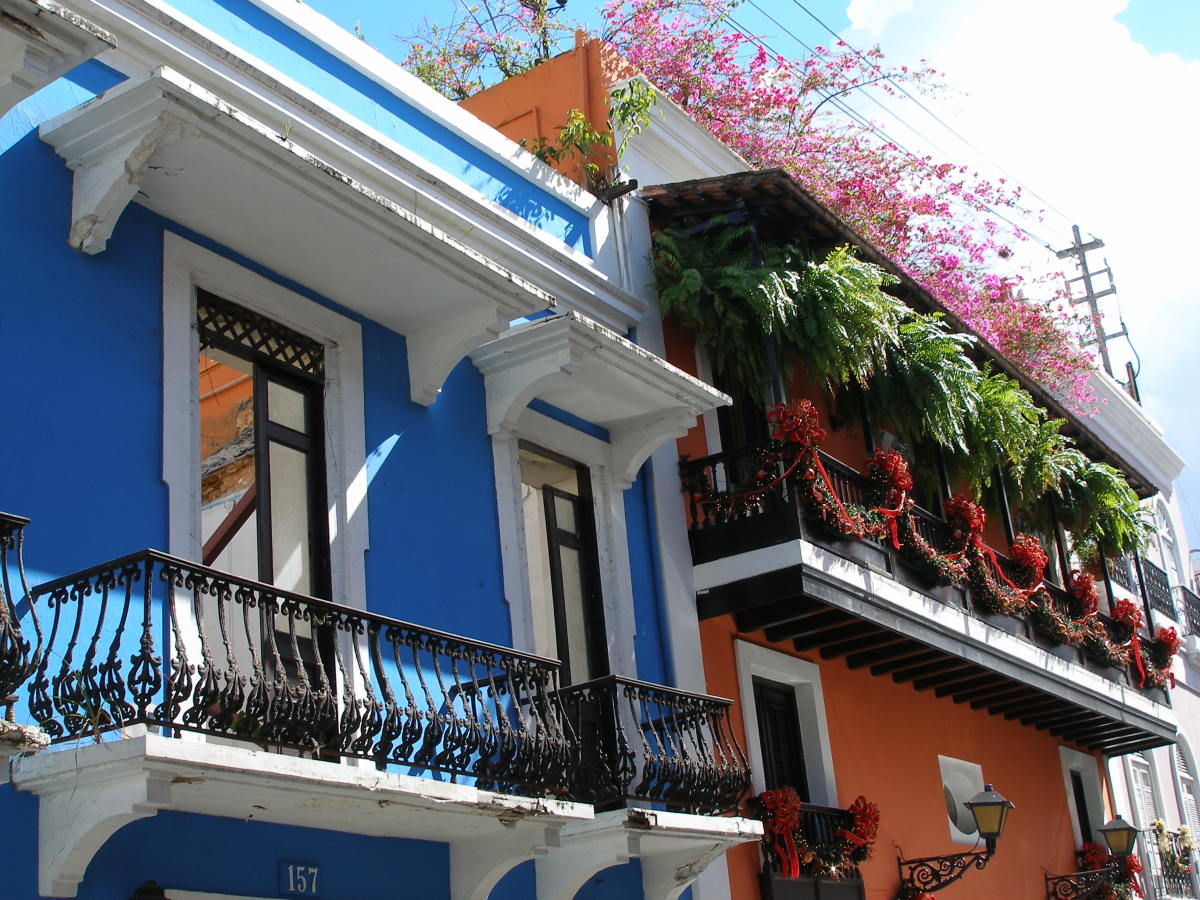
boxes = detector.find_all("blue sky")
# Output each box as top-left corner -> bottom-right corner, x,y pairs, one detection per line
305,0 -> 1200,557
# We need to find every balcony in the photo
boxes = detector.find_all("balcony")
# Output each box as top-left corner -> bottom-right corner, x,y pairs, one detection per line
2,537 -> 760,895
558,674 -> 750,815
757,800 -> 866,900
1179,586 -> 1200,637
1141,826 -> 1200,899
681,441 -> 1177,755
1141,559 -> 1179,621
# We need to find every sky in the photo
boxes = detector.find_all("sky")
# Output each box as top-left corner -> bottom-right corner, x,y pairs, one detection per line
306,0 -> 1200,556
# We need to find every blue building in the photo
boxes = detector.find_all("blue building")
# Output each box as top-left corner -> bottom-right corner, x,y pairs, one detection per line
0,1 -> 761,897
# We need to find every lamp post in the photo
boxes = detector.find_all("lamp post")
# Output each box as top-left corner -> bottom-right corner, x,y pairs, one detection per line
896,784 -> 1014,897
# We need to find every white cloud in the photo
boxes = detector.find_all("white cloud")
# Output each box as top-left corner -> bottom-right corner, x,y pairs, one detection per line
839,0 -> 1200,537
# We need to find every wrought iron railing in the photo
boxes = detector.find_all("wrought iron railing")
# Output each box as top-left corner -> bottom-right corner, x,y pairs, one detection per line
1107,556 -> 1140,595
1141,559 -> 1178,622
682,441 -> 792,529
1142,827 -> 1199,899
1177,586 -> 1200,637
0,512 -> 39,701
558,674 -> 749,814
1045,865 -> 1123,899
18,549 -> 574,796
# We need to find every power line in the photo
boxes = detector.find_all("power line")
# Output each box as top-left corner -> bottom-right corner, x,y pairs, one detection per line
785,0 -> 1080,230
724,10 -> 1062,250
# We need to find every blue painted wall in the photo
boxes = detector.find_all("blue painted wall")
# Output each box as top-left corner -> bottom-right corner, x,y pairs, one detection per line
162,0 -> 591,255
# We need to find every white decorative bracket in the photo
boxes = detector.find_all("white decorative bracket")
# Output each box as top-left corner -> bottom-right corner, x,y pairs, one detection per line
449,824 -> 560,900
471,312 -> 729,472
0,0 -> 114,119
535,809 -> 761,900
407,305 -> 512,407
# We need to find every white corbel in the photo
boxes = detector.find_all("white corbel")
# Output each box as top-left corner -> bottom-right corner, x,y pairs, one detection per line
534,822 -> 639,900
640,842 -> 727,900
472,317 -> 584,433
407,305 -> 514,406
610,410 -> 698,489
449,824 -> 560,900
40,73 -> 190,254
0,0 -> 115,119
12,752 -> 169,897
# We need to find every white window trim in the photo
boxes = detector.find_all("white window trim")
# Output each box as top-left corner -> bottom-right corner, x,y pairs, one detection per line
735,640 -> 838,807
1171,738 -> 1200,832
1059,746 -> 1106,848
492,407 -> 638,676
162,231 -> 369,611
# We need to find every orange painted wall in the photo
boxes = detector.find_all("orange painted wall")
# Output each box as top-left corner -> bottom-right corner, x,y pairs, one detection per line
461,35 -> 636,188
700,613 -> 1104,900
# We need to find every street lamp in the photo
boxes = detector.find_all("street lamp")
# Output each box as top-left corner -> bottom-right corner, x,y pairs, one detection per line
1098,815 -> 1139,858
896,784 -> 1015,896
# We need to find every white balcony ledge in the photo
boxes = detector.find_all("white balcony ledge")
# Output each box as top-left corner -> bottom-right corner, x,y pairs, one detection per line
536,807 -> 762,900
470,311 -> 729,486
10,733 -> 592,898
39,67 -> 555,405
695,537 -> 1179,754
0,0 -> 114,118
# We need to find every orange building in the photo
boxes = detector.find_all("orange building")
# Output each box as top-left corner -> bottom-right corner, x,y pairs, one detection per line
466,40 -> 1182,900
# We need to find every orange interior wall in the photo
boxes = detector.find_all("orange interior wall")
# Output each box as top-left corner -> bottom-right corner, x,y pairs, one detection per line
700,613 -> 1096,899
461,36 -> 636,187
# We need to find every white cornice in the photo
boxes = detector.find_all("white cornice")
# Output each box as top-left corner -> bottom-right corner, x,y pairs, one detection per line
42,67 -> 555,404
471,311 -> 729,486
43,0 -> 647,329
0,0 -> 114,117
1088,369 -> 1186,497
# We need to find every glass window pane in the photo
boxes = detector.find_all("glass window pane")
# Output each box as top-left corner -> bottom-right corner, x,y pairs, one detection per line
558,546 -> 592,682
553,495 -> 577,533
268,379 -> 307,433
269,441 -> 313,597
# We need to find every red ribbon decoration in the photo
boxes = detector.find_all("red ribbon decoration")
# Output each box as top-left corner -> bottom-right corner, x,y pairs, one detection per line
1130,627 -> 1147,688
873,492 -> 906,550
760,788 -> 803,879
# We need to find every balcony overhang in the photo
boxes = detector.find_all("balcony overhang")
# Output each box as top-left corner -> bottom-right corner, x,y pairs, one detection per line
470,311 -> 729,485
696,540 -> 1178,756
39,67 -> 555,405
11,733 -> 593,898
0,0 -> 114,118
535,807 -> 762,900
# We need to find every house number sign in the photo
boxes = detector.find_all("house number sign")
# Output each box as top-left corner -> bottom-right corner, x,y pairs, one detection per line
279,861 -> 320,896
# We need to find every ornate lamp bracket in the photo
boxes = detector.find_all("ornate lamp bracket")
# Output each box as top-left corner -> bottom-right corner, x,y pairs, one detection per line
895,845 -> 994,897
1043,864 -> 1120,900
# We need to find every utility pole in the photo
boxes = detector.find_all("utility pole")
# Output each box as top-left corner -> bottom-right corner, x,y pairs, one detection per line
1056,224 -> 1124,379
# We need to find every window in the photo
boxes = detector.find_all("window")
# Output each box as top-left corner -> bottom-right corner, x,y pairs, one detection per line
1130,751 -> 1163,828
197,290 -> 331,682
1150,502 -> 1183,587
752,677 -> 810,800
1175,745 -> 1200,834
1060,746 -> 1105,848
163,233 -> 368,612
736,641 -> 837,806
519,443 -> 608,684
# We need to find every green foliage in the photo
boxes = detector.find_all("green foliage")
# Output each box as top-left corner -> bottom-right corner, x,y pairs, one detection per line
653,220 -> 1149,554
653,223 -> 903,392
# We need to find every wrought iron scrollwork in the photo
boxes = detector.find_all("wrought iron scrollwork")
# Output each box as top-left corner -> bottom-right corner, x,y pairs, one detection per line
0,512 -> 39,701
896,848 -> 992,897
558,674 -> 750,814
1044,866 -> 1119,899
17,549 -> 574,796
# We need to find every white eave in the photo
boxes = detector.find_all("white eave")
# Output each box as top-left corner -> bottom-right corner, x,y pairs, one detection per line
11,733 -> 593,898
0,0 -> 115,117
39,67 -> 555,404
471,311 -> 730,485
1087,369 -> 1186,497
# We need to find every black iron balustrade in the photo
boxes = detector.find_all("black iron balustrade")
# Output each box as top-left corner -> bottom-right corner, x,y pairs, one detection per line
1107,556 -> 1140,595
19,549 -> 574,796
761,803 -> 865,880
1178,585 -> 1200,638
1141,560 -> 1178,622
0,512 -> 39,701
683,441 -> 794,530
557,674 -> 749,815
1143,826 -> 1199,899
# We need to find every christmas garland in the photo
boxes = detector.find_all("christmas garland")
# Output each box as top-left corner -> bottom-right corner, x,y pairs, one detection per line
1080,842 -> 1145,900
755,787 -> 879,879
687,399 -> 1181,690
1152,820 -> 1195,878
